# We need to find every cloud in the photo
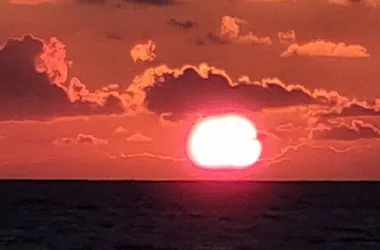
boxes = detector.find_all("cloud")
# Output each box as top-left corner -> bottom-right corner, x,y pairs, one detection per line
260,141 -> 369,166
126,132 -> 152,142
114,126 -> 129,134
167,18 -> 197,30
310,120 -> 380,140
9,0 -> 64,5
244,0 -> 295,1
278,30 -> 296,44
53,133 -> 109,146
275,122 -> 303,132
76,0 -> 108,4
31,0 -> 178,6
312,99 -> 380,118
34,37 -> 72,85
219,16 -> 272,45
220,16 -> 246,40
112,152 -> 186,161
106,32 -> 124,41
122,0 -> 177,5
328,0 -> 380,7
0,34 -> 126,121
130,40 -> 157,63
127,63 -> 341,120
257,130 -> 282,141
194,32 -> 228,46
159,112 -> 181,126
234,33 -> 273,45
281,40 -> 370,58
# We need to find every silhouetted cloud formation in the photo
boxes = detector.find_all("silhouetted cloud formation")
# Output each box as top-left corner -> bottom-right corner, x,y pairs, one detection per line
311,120 -> 380,140
53,133 -> 109,146
127,64 -> 339,120
9,0 -> 64,5
11,0 -> 177,6
0,34 -> 126,121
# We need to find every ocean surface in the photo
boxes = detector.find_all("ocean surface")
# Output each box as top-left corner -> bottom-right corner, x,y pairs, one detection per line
0,181 -> 380,250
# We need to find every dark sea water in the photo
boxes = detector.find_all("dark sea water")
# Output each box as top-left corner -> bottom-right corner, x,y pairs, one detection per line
1,181 -> 380,250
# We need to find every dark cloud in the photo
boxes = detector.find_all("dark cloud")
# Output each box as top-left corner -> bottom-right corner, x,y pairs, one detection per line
53,133 -> 108,146
76,0 -> 107,4
0,34 -> 126,121
106,32 -> 124,41
278,30 -> 296,45
9,0 -> 64,5
127,64 -> 338,120
167,18 -> 197,30
77,0 -> 177,5
123,0 -> 177,5
313,100 -> 380,118
194,32 -> 227,46
328,0 -> 379,7
311,120 -> 380,140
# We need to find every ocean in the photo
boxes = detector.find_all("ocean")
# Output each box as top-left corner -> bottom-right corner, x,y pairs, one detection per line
0,181 -> 379,250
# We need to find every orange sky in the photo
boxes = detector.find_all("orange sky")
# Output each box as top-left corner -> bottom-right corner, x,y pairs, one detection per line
1,0 -> 380,180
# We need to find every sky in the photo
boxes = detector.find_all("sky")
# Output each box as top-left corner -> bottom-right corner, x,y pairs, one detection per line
1,0 -> 380,180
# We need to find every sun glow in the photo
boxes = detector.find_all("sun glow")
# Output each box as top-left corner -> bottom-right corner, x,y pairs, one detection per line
187,114 -> 262,169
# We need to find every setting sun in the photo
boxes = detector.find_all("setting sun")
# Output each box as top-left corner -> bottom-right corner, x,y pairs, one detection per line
187,114 -> 262,169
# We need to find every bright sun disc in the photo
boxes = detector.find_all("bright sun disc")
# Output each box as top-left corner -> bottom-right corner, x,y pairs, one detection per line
187,114 -> 262,169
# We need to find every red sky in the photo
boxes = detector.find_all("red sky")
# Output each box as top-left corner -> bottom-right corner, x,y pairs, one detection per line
1,0 -> 380,180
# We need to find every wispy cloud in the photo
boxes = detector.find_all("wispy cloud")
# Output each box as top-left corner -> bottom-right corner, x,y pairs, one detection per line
113,152 -> 187,161
114,126 -> 129,134
126,132 -> 152,142
281,40 -> 370,58
53,133 -> 108,146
